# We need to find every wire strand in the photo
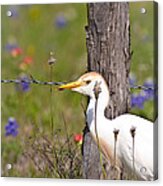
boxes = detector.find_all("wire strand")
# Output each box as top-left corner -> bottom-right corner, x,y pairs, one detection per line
1,78 -> 157,90
1,78 -> 64,86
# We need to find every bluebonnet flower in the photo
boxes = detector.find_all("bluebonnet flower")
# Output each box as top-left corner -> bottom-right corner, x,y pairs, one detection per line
129,73 -> 145,109
55,15 -> 67,28
20,75 -> 30,92
143,80 -> 155,100
131,94 -> 146,109
5,43 -> 18,52
5,117 -> 19,137
129,74 -> 156,109
16,75 -> 30,92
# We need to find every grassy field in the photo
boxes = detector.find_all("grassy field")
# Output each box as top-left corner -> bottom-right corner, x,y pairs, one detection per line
1,2 -> 156,178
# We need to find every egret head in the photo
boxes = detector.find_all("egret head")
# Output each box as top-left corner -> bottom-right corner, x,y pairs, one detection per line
58,72 -> 108,98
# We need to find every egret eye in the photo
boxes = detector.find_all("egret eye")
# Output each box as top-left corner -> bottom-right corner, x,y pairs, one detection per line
85,80 -> 91,85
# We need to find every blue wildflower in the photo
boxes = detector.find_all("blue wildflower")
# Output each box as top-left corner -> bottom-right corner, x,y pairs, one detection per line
21,76 -> 30,92
55,15 -> 67,28
131,94 -> 146,109
16,75 -> 30,92
130,75 -> 157,110
5,43 -> 18,52
143,80 -> 155,100
5,117 -> 19,137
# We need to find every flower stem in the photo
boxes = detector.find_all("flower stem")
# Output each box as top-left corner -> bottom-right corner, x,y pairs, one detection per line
94,82 -> 107,179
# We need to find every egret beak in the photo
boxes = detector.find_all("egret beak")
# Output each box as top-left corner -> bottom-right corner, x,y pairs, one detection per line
58,81 -> 83,91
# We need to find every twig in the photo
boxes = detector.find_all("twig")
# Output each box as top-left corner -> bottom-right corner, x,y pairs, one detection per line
48,52 -> 55,135
113,129 -> 119,167
130,126 -> 136,179
93,81 -> 107,179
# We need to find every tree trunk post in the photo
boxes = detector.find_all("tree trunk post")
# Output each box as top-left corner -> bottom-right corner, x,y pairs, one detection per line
82,2 -> 131,179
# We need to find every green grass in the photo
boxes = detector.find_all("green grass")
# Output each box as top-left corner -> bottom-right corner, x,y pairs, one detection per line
1,2 -> 156,178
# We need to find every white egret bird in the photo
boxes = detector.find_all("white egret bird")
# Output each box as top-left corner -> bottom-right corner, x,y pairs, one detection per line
58,72 -> 156,180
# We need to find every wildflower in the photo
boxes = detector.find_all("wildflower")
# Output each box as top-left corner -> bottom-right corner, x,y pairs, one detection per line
23,56 -> 33,65
55,15 -> 67,28
74,134 -> 83,145
11,47 -> 23,57
143,80 -> 155,100
5,117 -> 19,137
20,75 -> 30,92
19,56 -> 33,71
131,94 -> 146,109
5,43 -> 18,52
16,74 -> 30,92
130,75 -> 156,109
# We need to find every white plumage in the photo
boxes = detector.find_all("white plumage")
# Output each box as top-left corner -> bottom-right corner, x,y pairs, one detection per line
59,72 -> 157,180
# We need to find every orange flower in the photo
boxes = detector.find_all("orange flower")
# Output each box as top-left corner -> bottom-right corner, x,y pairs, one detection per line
11,47 -> 23,57
74,134 -> 83,145
23,56 -> 33,64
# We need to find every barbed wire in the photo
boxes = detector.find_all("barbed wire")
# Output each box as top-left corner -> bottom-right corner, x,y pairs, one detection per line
130,85 -> 157,91
1,78 -> 64,86
1,78 -> 157,90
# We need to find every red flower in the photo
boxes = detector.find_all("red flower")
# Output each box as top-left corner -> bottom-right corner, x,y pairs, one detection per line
11,47 -> 23,57
19,56 -> 33,71
74,134 -> 83,144
23,56 -> 33,64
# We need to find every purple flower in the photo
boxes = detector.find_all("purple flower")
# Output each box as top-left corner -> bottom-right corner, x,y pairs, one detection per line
55,15 -> 67,28
131,94 -> 146,109
21,76 -> 30,92
130,75 -> 157,110
143,80 -> 155,100
16,75 -> 30,92
5,43 -> 18,52
5,117 -> 19,137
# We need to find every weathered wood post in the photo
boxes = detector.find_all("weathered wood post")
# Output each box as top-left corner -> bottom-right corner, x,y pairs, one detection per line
82,2 -> 131,179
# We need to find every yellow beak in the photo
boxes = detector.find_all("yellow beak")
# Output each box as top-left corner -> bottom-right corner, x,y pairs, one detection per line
58,81 -> 83,91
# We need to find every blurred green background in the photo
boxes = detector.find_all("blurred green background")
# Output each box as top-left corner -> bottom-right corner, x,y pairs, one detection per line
1,2 -> 156,177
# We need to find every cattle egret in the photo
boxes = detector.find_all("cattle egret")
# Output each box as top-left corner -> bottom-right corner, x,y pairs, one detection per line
58,72 -> 157,180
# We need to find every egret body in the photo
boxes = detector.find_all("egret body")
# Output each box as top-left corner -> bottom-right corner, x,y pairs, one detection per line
59,72 -> 156,180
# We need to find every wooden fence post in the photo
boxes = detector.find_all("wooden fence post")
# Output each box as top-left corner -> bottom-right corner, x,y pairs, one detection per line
82,2 -> 131,179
